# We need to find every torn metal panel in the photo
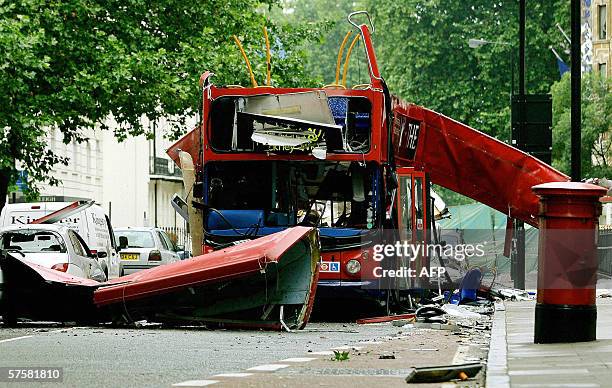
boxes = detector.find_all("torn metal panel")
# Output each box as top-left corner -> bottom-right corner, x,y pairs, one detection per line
94,227 -> 320,330
405,362 -> 484,383
167,126 -> 200,171
0,254 -> 100,323
392,101 -> 569,226
240,112 -> 343,152
1,227 -> 320,330
29,200 -> 95,224
242,91 -> 335,124
179,151 -> 203,256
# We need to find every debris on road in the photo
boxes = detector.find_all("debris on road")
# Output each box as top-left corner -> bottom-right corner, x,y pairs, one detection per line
441,304 -> 483,319
405,362 -> 484,383
356,313 -> 416,324
490,287 -> 535,301
1,227 -> 320,331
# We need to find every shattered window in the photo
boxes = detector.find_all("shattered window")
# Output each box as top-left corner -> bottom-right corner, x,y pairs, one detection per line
1,230 -> 67,253
208,93 -> 371,155
205,161 -> 375,230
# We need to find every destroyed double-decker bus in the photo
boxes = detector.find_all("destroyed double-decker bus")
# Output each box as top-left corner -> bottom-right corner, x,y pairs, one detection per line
167,13 -> 437,310
166,12 -> 569,311
0,12 -> 571,328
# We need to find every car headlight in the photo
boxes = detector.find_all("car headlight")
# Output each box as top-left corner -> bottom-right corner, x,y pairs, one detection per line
346,259 -> 361,274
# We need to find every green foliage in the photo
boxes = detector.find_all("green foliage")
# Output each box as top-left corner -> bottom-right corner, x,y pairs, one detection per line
332,350 -> 350,361
283,1 -> 572,205
370,0 -> 569,141
550,72 -> 611,178
0,0 -> 323,196
277,0 -> 369,87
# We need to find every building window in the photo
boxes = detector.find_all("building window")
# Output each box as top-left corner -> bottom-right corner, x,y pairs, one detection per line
599,62 -> 607,77
599,5 -> 607,40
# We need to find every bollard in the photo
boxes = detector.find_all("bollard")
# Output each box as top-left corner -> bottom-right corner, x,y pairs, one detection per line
532,182 -> 607,343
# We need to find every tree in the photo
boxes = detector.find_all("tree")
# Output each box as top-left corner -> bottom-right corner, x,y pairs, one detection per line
0,0 -> 323,211
369,0 -> 569,141
284,1 -> 571,205
277,0 -> 369,87
550,72 -> 611,178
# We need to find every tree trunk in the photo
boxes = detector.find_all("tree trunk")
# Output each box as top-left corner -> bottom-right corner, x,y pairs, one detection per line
0,169 -> 11,215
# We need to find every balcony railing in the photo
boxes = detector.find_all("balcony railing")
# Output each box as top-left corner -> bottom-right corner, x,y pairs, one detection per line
150,157 -> 182,178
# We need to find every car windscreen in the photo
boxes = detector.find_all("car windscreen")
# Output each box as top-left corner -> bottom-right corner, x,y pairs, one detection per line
1,230 -> 67,253
115,231 -> 155,248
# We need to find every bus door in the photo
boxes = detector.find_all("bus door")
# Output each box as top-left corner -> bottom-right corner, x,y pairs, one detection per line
396,167 -> 429,289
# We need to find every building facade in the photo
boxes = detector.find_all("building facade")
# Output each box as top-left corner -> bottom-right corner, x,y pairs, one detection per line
21,117 -> 192,238
593,0 -> 611,77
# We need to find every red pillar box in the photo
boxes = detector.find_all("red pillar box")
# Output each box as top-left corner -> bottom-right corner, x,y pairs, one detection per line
532,182 -> 607,343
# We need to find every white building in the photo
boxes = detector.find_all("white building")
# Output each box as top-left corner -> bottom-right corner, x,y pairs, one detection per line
21,116 -> 194,241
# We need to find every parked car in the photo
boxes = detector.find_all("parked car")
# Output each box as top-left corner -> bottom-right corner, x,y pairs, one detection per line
0,224 -> 106,301
114,227 -> 181,275
0,201 -> 120,279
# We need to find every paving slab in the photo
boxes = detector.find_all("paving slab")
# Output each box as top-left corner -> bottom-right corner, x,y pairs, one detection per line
487,298 -> 612,388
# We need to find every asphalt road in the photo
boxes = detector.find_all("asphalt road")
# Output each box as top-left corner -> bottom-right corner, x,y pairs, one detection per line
0,322 -> 407,388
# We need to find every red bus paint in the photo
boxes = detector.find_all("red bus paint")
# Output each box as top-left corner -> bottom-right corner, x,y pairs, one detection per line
167,17 -> 568,306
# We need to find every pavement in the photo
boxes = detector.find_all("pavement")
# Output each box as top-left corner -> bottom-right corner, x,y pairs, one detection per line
0,319 -> 486,388
487,297 -> 612,388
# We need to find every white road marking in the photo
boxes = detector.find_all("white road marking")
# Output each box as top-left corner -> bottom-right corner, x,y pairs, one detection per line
280,357 -> 316,362
0,326 -> 76,345
213,373 -> 253,378
452,345 -> 470,364
410,348 -> 439,351
0,335 -> 33,344
309,350 -> 334,355
172,380 -> 219,387
247,364 -> 290,372
358,341 -> 382,345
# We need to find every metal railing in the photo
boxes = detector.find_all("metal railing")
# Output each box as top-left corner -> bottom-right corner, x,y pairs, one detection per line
160,226 -> 191,251
151,157 -> 182,178
598,229 -> 612,276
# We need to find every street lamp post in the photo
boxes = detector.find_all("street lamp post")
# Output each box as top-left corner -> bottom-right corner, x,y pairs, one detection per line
469,37 -> 525,291
468,38 -> 515,120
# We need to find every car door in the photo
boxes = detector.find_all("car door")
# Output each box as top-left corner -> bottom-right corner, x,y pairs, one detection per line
66,230 -> 90,277
104,215 -> 120,278
157,231 -> 179,263
70,230 -> 106,282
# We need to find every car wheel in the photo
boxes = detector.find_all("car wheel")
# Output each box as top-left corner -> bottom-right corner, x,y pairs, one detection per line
2,308 -> 17,328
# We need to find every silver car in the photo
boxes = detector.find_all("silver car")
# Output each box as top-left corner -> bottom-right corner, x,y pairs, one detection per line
114,227 -> 180,276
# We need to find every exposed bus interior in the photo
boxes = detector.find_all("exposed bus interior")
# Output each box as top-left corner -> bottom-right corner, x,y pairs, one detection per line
208,93 -> 372,155
203,161 -> 380,250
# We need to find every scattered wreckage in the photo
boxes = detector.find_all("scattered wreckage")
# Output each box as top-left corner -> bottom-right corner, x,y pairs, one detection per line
0,11 -> 572,328
166,11 -> 567,313
0,227 -> 320,330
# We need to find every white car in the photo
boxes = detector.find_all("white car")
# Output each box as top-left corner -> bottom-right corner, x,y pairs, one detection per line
0,224 -> 106,300
0,201 -> 120,279
114,227 -> 181,275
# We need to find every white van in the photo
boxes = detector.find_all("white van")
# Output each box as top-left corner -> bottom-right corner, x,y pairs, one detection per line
0,202 -> 120,279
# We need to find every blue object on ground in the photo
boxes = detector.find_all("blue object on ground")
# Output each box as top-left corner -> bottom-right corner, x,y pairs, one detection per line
458,268 -> 482,304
